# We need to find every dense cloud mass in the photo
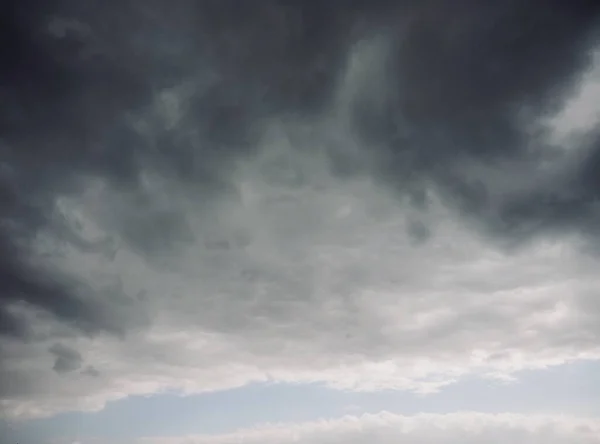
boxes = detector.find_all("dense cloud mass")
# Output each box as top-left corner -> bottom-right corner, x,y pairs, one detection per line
1,0 -> 600,419
138,412 -> 600,444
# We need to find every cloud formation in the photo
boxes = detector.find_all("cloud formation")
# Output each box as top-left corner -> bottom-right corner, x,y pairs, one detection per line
49,343 -> 82,374
1,0 -> 600,419
138,412 -> 600,444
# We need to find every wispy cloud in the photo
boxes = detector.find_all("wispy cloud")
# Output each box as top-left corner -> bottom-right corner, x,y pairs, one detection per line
137,412 -> 600,444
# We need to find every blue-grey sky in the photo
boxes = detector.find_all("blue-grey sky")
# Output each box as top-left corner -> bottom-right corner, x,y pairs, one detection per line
6,359 -> 600,443
1,1 -> 600,443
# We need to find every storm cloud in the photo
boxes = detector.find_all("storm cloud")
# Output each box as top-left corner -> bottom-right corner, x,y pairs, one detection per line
1,0 -> 600,419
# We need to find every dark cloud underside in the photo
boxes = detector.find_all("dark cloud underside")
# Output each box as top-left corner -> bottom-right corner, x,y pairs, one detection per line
1,0 -> 600,391
49,343 -> 82,374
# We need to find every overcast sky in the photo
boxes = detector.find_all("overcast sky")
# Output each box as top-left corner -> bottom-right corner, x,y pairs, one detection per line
2,1 -> 600,443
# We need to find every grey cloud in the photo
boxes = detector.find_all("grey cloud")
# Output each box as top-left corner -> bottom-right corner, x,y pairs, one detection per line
1,0 -> 598,340
82,366 -> 100,378
1,0 -> 600,418
359,1 -> 600,245
49,343 -> 82,374
0,0 -> 370,341
406,219 -> 431,244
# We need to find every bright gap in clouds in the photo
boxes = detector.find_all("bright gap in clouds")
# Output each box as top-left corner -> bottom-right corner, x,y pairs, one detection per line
545,48 -> 600,145
1,1 -> 600,444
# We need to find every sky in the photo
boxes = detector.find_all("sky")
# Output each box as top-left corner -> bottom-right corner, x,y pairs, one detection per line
1,1 -> 600,443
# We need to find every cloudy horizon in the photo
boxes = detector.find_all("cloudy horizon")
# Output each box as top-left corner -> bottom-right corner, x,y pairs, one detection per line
1,1 -> 600,443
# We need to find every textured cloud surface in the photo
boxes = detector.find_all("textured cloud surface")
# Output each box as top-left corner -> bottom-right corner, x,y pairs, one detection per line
139,412 -> 600,444
1,0 -> 600,422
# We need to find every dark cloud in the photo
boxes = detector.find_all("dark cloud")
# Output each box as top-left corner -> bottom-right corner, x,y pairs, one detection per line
0,0 -> 391,341
354,0 -> 600,245
0,0 -> 600,405
406,219 -> 431,245
82,365 -> 100,377
49,343 -> 82,374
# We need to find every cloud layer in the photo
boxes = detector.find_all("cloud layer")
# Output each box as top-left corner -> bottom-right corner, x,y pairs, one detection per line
138,412 -> 600,444
1,0 -> 600,419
